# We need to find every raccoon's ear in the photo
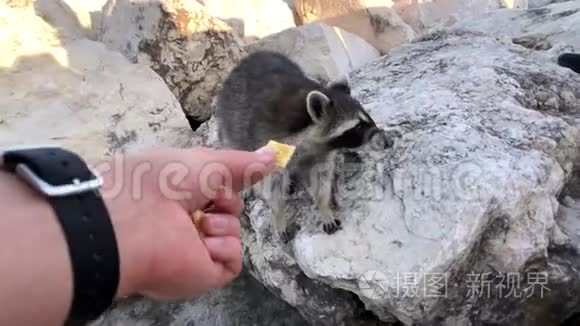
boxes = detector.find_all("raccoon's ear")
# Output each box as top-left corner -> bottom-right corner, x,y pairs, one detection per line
306,90 -> 331,124
328,76 -> 351,94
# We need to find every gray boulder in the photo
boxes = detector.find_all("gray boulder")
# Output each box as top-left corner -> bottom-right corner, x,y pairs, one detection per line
92,269 -> 306,326
246,23 -> 380,84
529,0 -> 575,8
98,0 -> 246,128
201,28 -> 580,325
34,0 -> 107,40
452,0 -> 580,55
0,2 -> 192,160
291,0 -> 417,55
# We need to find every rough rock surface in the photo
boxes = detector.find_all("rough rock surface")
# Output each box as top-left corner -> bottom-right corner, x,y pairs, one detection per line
4,0 -> 33,8
98,0 -> 246,129
452,1 -> 580,55
246,23 -> 380,83
0,3 -> 192,161
503,0 -> 530,9
389,0 -> 505,32
0,1 -> 78,46
292,0 -> 416,54
34,0 -> 107,40
529,0 -> 574,8
199,28 -> 580,325
92,269 -> 307,326
196,0 -> 295,42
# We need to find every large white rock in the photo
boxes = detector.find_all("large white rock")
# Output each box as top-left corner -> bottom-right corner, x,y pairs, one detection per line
528,0 -> 572,8
503,0 -> 530,9
392,0 -> 506,31
452,1 -> 580,55
292,0 -> 416,54
246,23 -> 380,83
196,0 -> 296,42
34,0 -> 107,40
199,28 -> 580,325
0,3 -> 192,162
0,2 -> 78,51
98,0 -> 246,127
290,0 -> 523,36
4,0 -> 33,8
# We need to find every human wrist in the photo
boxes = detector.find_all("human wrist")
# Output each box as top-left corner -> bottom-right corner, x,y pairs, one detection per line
96,159 -> 154,300
1,147 -> 153,322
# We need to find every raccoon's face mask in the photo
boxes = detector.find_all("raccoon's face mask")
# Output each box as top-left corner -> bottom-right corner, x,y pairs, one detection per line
306,85 -> 388,150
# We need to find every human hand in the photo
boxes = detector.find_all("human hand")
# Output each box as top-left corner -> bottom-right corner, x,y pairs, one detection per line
94,145 -> 276,300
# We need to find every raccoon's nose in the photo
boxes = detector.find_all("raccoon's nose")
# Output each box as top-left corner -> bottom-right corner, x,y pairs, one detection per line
384,129 -> 402,149
368,130 -> 389,150
369,129 -> 399,150
384,134 -> 395,149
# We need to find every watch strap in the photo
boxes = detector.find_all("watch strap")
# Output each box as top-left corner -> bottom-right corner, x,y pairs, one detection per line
2,148 -> 119,325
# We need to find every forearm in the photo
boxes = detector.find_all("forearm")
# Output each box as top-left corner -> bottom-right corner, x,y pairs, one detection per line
0,169 -> 144,326
0,145 -> 273,325
0,171 -> 72,325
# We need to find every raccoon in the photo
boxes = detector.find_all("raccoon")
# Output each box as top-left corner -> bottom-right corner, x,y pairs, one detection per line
215,50 -> 389,240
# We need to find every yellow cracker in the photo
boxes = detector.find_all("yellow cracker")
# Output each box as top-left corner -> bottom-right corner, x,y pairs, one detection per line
191,209 -> 206,238
267,140 -> 296,168
192,210 -> 205,226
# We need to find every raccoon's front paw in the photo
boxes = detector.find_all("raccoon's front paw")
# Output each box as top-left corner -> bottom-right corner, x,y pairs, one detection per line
323,219 -> 342,234
280,223 -> 301,244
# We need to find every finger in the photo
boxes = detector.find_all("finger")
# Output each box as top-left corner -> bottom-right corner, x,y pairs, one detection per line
209,188 -> 244,216
193,145 -> 277,194
201,214 -> 241,238
204,236 -> 242,281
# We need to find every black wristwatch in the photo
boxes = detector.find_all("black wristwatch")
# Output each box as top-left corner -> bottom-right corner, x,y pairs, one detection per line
0,145 -> 120,325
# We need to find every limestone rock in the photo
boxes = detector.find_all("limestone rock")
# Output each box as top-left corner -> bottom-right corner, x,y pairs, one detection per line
0,1 -> 78,49
452,1 -> 580,55
34,0 -> 107,40
504,0 -> 530,9
196,0 -> 295,42
98,0 -> 246,128
4,0 -> 33,8
0,3 -> 192,162
388,0 -> 505,33
246,23 -> 380,83
92,269 -> 306,326
292,0 -> 416,54
199,28 -> 580,325
529,0 -> 573,8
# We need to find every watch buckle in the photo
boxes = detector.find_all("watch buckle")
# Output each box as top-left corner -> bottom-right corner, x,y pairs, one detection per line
0,145 -> 104,197
15,164 -> 103,197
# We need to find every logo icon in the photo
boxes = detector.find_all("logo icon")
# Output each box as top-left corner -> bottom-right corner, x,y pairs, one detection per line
358,270 -> 389,299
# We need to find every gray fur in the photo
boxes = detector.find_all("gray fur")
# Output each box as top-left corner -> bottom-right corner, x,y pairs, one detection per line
215,50 -> 386,241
